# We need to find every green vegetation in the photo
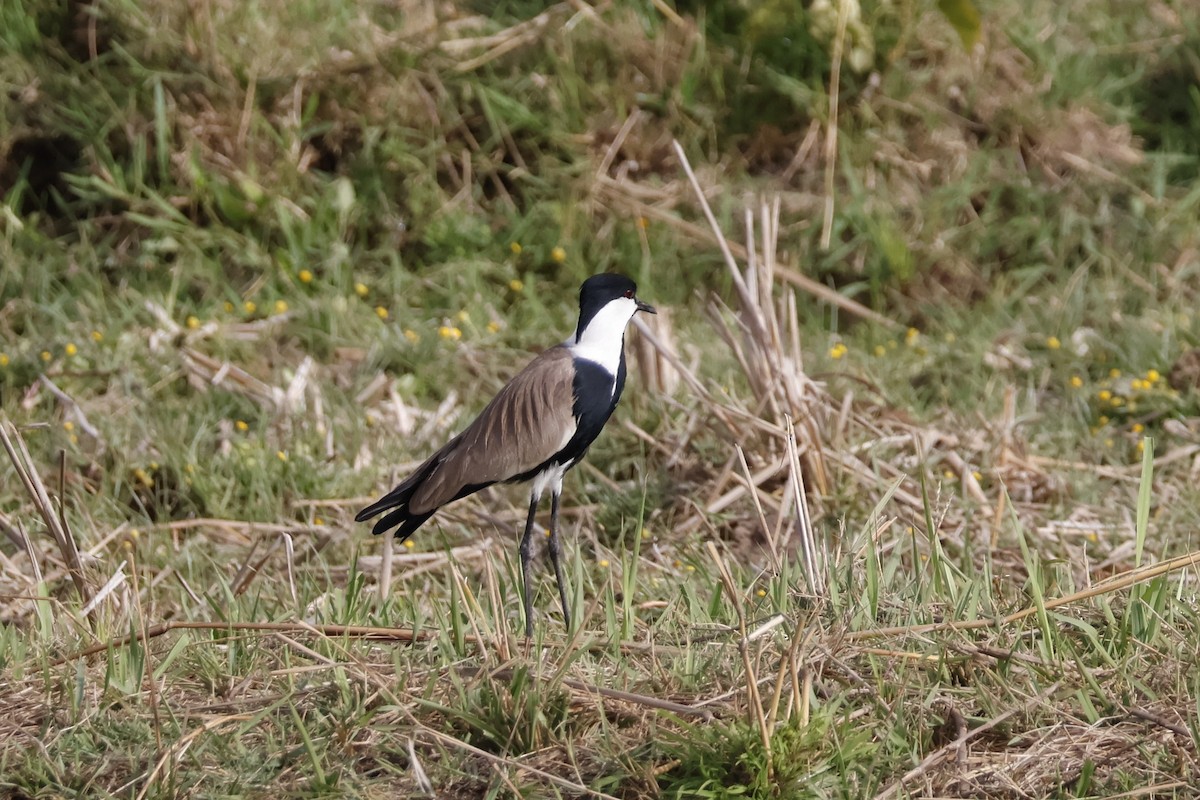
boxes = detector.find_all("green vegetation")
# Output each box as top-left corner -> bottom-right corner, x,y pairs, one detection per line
3,0 -> 1200,796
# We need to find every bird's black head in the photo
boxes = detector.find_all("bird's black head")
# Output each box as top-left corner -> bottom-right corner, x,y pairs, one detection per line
575,273 -> 655,341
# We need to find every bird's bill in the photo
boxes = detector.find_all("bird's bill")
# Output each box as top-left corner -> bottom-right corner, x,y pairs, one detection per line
635,299 -> 656,314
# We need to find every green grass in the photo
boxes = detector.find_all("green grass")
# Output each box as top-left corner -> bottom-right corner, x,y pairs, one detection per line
4,0 -> 1200,797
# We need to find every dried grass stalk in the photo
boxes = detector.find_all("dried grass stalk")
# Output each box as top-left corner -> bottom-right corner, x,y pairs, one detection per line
0,414 -> 92,605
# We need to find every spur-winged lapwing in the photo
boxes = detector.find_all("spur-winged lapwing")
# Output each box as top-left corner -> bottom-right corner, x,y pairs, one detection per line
356,273 -> 655,636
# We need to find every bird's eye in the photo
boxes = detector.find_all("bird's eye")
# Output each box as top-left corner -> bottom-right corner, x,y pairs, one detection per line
624,289 -> 634,298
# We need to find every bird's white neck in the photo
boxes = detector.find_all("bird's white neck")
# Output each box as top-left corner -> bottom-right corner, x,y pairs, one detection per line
569,296 -> 636,376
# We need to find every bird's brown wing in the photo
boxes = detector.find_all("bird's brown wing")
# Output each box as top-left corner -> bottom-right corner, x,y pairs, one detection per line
408,346 -> 577,513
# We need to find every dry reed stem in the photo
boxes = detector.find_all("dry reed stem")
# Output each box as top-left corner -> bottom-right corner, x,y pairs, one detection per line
126,542 -> 164,753
735,444 -> 781,573
605,170 -> 899,328
706,541 -> 773,767
786,415 -> 824,594
0,414 -> 92,606
442,7 -> 557,73
51,614 -> 720,662
819,0 -> 850,250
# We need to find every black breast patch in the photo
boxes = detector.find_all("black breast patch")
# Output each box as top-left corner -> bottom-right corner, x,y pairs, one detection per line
559,356 -> 623,465
511,353 -> 627,484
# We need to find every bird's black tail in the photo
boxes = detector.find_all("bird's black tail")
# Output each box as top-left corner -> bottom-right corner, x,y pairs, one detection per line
356,462 -> 439,542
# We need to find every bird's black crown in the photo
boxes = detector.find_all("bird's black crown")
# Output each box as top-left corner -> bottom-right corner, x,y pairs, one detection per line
579,273 -> 638,305
576,274 -> 639,337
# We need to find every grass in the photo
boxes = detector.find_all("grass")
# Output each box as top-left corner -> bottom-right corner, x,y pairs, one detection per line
3,0 -> 1200,797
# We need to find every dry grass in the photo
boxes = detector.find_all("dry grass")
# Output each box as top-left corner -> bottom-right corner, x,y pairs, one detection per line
5,186 -> 1199,795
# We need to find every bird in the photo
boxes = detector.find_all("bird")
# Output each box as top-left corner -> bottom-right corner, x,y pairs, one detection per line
356,273 -> 656,636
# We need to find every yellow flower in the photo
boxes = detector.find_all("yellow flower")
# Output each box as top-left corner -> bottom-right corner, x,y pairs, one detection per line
243,300 -> 257,314
685,565 -> 695,573
1069,375 -> 1083,389
40,350 -> 52,362
403,539 -> 415,549
64,342 -> 77,357
637,216 -> 649,230
641,528 -> 651,539
509,278 -> 524,292
313,516 -> 324,526
223,301 -> 235,313
0,354 -> 9,367
755,588 -> 766,598
509,242 -> 522,255
375,306 -> 388,320
354,282 -> 369,297
455,310 -> 470,323
1136,440 -> 1145,452
186,315 -> 200,329
550,246 -> 567,263
274,299 -> 288,314
944,332 -> 957,343
487,320 -> 501,334
943,469 -> 956,480
438,326 -> 462,341
1046,336 -> 1061,350
1098,415 -> 1109,425
63,421 -> 74,432
1098,390 -> 1112,401
828,343 -> 848,360
298,269 -> 313,284
91,330 -> 103,342
598,559 -> 610,568
403,329 -> 420,343
1132,423 -> 1145,434
905,327 -> 919,345
1146,368 -> 1160,383
1109,368 -> 1121,379
235,419 -> 249,432
873,344 -> 886,357
276,450 -> 288,462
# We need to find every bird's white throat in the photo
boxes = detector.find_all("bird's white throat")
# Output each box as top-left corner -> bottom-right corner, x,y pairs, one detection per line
569,296 -> 637,376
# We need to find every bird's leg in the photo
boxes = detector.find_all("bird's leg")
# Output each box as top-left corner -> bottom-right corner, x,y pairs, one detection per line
518,492 -> 540,638
547,490 -> 572,633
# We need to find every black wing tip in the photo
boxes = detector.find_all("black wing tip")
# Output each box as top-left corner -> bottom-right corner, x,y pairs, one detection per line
359,504 -> 436,541
354,501 -> 388,524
